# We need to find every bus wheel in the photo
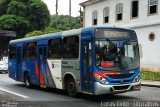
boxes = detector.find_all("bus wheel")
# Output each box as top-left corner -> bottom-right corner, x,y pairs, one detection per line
66,78 -> 77,97
24,73 -> 32,88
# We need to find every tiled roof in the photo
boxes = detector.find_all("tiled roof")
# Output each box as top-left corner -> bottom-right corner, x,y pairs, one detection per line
80,0 -> 104,6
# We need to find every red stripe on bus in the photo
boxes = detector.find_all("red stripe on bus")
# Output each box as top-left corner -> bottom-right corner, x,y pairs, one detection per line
35,62 -> 44,85
93,71 -> 120,77
35,63 -> 39,77
40,73 -> 44,85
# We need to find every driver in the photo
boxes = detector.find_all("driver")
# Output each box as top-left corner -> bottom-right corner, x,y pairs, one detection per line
108,43 -> 117,61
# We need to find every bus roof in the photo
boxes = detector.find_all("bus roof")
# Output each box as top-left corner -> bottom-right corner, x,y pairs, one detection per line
9,26 -> 133,44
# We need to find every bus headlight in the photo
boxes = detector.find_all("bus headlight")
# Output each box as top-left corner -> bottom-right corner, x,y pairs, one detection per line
95,74 -> 109,85
133,74 -> 140,82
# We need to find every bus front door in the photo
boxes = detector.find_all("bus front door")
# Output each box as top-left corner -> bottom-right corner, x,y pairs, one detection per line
38,46 -> 47,87
81,42 -> 93,93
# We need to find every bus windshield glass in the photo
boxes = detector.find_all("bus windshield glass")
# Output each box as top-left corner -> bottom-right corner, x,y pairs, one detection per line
95,30 -> 139,71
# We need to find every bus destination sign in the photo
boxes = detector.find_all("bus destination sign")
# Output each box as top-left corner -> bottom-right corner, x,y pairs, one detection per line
95,29 -> 129,39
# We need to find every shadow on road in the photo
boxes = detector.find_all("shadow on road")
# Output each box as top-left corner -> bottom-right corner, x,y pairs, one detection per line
15,83 -> 140,102
78,94 -> 140,102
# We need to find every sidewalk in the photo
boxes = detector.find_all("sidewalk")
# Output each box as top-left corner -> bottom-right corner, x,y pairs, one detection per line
141,80 -> 160,88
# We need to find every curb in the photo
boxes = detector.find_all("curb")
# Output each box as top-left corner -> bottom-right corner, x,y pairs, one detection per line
141,84 -> 160,88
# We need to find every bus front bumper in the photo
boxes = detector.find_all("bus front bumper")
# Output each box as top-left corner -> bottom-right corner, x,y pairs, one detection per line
94,80 -> 141,95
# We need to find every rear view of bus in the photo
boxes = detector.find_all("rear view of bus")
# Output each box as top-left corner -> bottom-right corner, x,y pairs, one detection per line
90,28 -> 141,95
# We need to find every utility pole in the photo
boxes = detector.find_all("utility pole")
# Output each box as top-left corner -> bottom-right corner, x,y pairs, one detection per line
56,0 -> 58,16
56,0 -> 58,29
79,7 -> 83,27
69,0 -> 71,29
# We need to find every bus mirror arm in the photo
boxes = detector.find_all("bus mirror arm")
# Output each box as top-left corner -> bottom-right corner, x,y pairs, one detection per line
138,44 -> 143,58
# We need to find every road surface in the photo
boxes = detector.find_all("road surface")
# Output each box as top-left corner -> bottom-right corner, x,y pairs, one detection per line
0,73 -> 160,107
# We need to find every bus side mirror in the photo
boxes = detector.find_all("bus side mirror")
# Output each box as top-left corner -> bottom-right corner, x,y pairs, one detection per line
138,44 -> 143,58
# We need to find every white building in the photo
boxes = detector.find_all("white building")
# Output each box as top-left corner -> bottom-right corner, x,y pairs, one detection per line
80,0 -> 160,71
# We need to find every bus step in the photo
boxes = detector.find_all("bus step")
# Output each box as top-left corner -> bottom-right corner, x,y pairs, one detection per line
40,85 -> 47,88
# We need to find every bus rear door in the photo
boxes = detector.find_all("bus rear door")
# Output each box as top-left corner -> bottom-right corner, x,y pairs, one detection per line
16,47 -> 22,81
38,45 -> 47,87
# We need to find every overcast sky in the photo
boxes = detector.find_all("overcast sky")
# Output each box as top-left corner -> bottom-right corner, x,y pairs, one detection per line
43,0 -> 87,17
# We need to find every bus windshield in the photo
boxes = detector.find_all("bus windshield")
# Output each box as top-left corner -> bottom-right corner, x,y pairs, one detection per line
95,39 -> 140,71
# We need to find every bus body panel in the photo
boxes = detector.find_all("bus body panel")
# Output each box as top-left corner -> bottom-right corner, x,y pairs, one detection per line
94,80 -> 141,95
9,33 -> 62,44
9,43 -> 23,82
62,60 -> 81,91
47,60 -> 62,89
8,59 -> 17,80
23,59 -> 39,85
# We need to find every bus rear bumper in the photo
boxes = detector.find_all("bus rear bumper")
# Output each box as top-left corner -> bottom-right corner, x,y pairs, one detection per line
94,80 -> 141,95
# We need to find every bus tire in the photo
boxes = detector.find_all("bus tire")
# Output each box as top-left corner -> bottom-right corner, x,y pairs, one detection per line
66,77 -> 77,97
24,72 -> 32,88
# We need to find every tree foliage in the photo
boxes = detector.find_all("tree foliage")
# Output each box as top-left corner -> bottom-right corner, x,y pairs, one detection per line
0,0 -> 50,37
0,15 -> 30,36
0,0 -> 11,15
25,15 -> 81,38
25,30 -> 43,38
27,1 -> 50,31
25,29 -> 61,38
47,15 -> 80,31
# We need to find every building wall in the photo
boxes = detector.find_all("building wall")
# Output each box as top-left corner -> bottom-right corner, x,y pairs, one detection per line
83,0 -> 160,71
84,0 -> 160,27
133,25 -> 160,71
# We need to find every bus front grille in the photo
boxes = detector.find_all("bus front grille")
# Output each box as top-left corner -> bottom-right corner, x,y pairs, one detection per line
107,73 -> 134,79
113,85 -> 130,91
110,80 -> 132,84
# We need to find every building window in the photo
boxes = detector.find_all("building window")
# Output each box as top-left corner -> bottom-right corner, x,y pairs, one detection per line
24,42 -> 37,59
148,0 -> 158,15
149,33 -> 155,41
131,0 -> 139,18
92,11 -> 98,25
9,45 -> 16,59
63,36 -> 79,59
48,38 -> 62,59
116,3 -> 123,21
103,7 -> 109,23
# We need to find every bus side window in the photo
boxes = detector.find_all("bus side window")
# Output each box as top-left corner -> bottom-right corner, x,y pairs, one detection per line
89,43 -> 92,65
9,45 -> 16,59
48,38 -> 62,59
24,42 -> 37,59
63,36 -> 79,59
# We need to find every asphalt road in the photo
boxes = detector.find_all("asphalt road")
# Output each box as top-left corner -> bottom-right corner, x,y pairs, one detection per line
0,73 -> 160,107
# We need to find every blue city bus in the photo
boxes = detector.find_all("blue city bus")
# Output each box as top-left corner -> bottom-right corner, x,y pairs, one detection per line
8,27 -> 141,97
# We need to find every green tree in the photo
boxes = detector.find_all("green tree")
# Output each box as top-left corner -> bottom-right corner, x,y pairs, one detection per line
7,1 -> 27,17
25,30 -> 43,38
0,0 -> 50,37
25,29 -> 61,38
47,15 -> 80,31
0,15 -> 30,36
0,0 -> 11,16
25,15 -> 81,38
27,1 -> 50,31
